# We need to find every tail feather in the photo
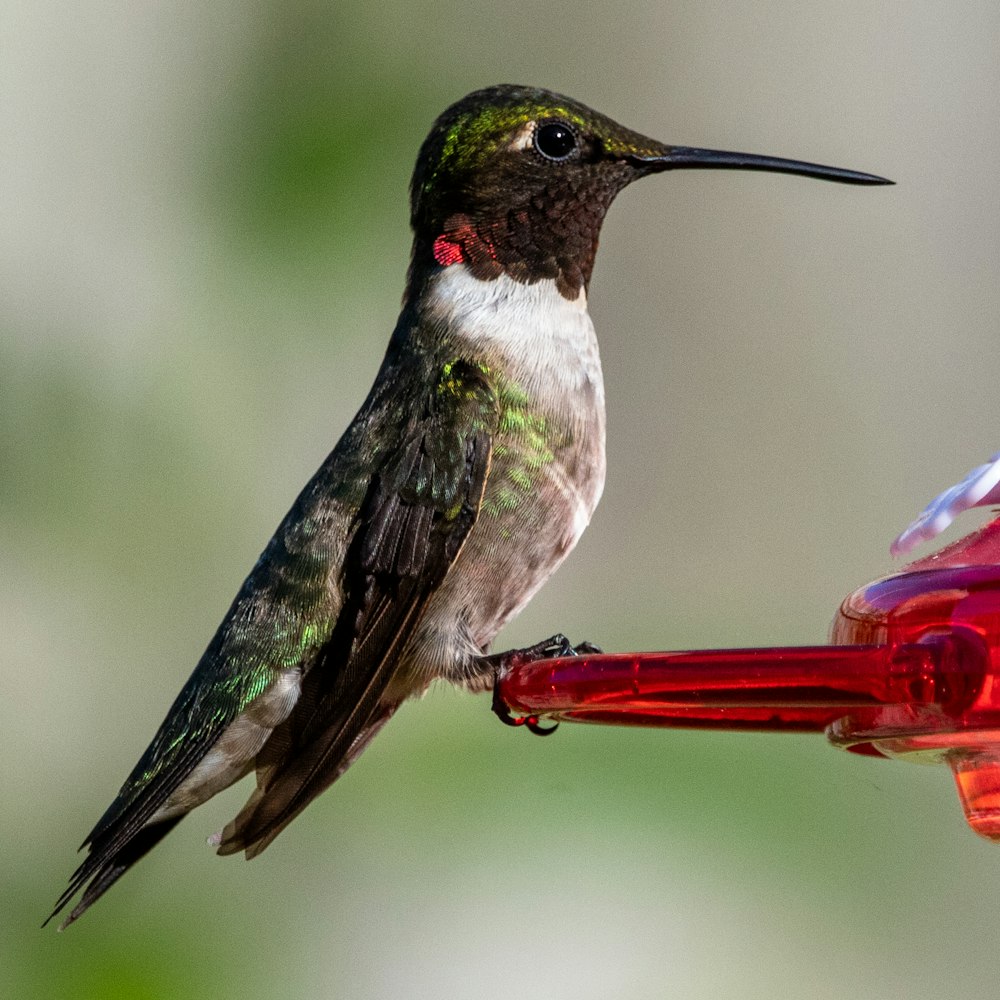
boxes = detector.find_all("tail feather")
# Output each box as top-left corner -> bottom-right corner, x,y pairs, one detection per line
45,817 -> 182,930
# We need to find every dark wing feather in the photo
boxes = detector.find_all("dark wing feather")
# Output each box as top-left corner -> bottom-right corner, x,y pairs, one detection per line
216,361 -> 496,857
46,447 -> 358,928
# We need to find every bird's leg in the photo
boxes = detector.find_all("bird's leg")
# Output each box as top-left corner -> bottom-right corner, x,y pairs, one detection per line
485,634 -> 601,736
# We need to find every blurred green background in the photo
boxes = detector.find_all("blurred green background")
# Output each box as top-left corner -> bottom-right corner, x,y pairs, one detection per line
6,2 -> 1000,997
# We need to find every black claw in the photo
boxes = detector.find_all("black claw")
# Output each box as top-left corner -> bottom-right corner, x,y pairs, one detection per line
491,679 -> 521,726
525,717 -> 559,736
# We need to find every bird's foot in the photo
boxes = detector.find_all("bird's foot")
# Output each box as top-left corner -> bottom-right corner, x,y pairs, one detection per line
487,634 -> 602,736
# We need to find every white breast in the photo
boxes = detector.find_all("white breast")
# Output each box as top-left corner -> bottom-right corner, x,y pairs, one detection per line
424,265 -> 605,405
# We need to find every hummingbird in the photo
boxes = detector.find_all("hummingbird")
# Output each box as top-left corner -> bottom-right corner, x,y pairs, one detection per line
48,84 -> 891,928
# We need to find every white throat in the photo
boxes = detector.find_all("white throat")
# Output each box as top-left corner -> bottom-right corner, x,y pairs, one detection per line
423,265 -> 603,401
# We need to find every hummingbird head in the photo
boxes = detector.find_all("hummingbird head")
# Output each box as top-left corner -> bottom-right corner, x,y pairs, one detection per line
408,84 -> 891,299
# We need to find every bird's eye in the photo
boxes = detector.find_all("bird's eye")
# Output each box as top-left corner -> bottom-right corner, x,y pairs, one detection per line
534,121 -> 578,161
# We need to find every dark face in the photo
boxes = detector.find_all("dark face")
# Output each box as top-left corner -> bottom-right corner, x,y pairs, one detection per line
409,85 -> 665,297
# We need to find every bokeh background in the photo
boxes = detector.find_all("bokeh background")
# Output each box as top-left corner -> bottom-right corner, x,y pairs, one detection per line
5,2 -> 1000,997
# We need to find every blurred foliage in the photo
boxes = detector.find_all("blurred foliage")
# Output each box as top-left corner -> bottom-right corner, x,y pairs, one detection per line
6,2 -> 1000,999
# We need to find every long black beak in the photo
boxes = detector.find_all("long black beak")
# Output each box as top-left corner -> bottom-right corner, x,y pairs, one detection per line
633,146 -> 893,185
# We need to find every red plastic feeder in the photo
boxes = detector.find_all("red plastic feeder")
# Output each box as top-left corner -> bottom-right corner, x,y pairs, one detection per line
498,517 -> 1000,841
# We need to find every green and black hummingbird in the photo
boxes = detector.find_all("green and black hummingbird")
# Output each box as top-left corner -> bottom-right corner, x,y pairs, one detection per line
48,84 -> 890,928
